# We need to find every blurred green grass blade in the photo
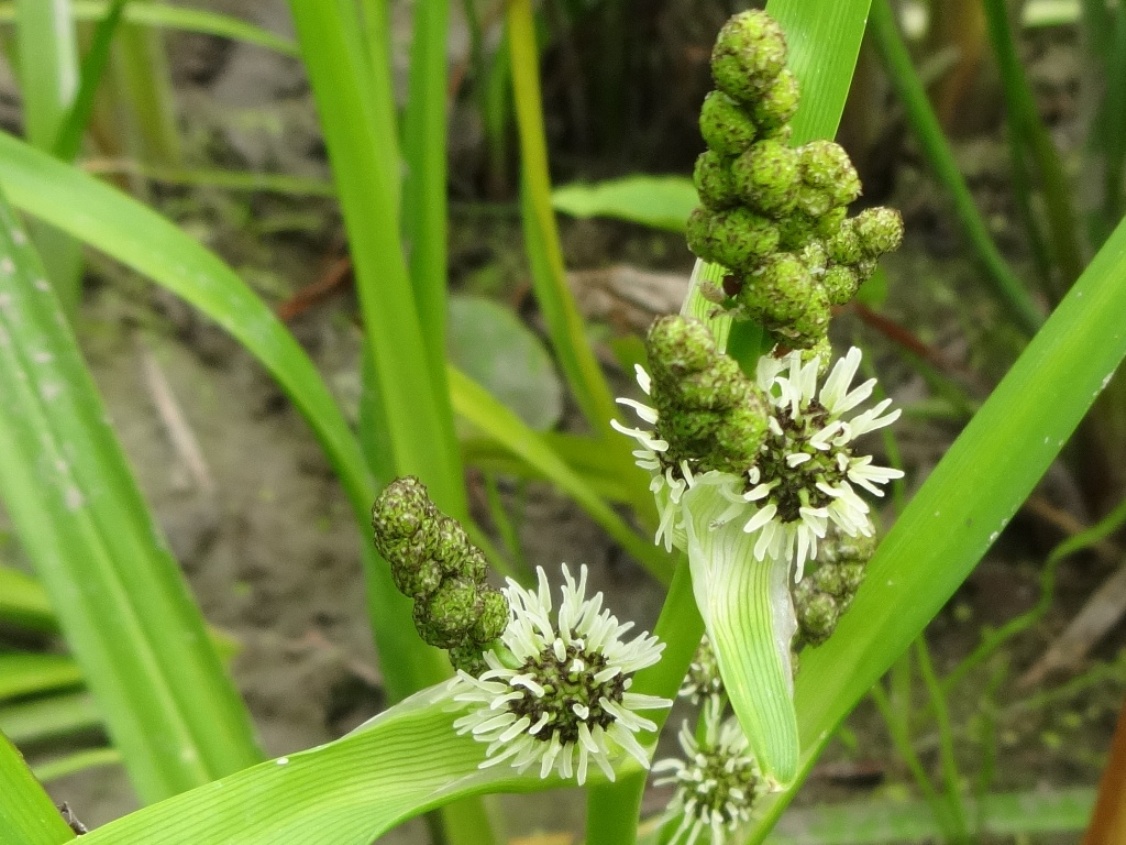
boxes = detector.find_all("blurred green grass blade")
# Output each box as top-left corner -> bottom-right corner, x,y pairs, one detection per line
551,176 -> 698,233
14,0 -> 84,313
288,0 -> 467,521
0,131 -> 445,730
0,188 -> 262,801
402,0 -> 451,379
868,0 -> 1044,336
53,0 -> 130,162
15,0 -> 78,147
111,21 -> 182,166
32,747 -> 120,784
0,654 -> 82,702
767,0 -> 872,144
77,688 -> 644,845
449,366 -> 673,583
0,2 -> 299,57
461,432 -> 639,505
767,787 -> 1095,843
983,0 -> 1084,289
0,129 -> 373,541
0,691 -> 101,746
0,566 -> 57,633
747,217 -> 1126,842
507,0 -> 619,431
0,731 -> 76,844
82,161 -> 335,196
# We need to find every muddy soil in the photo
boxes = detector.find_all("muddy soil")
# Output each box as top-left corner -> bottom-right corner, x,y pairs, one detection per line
2,1 -> 1123,843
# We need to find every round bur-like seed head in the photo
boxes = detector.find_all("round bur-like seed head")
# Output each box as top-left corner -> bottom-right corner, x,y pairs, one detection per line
699,91 -> 758,156
752,68 -> 800,129
732,140 -> 800,217
694,151 -> 739,209
711,10 -> 789,103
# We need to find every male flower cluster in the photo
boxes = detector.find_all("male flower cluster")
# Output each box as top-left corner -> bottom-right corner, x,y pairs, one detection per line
686,9 -> 904,348
371,476 -> 507,673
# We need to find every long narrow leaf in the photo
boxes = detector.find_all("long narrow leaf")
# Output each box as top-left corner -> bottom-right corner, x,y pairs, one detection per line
0,731 -> 76,845
0,565 -> 56,633
449,366 -> 673,582
748,218 -> 1126,841
0,2 -> 299,57
0,187 -> 261,800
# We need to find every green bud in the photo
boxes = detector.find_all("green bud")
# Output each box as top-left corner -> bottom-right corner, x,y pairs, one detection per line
751,68 -> 800,129
709,207 -> 780,270
794,184 -> 834,219
793,586 -> 840,647
826,220 -> 863,265
775,211 -> 819,251
390,552 -> 443,600
732,139 -> 800,217
371,475 -> 511,659
800,140 -> 861,206
699,91 -> 758,156
814,206 -> 848,239
781,287 -> 831,349
686,207 -> 718,263
448,644 -> 489,676
711,10 -> 788,103
693,151 -> 739,209
646,316 -> 769,474
414,577 -> 480,649
740,253 -> 811,324
371,476 -> 432,554
473,588 -> 510,643
823,264 -> 860,305
854,207 -> 904,258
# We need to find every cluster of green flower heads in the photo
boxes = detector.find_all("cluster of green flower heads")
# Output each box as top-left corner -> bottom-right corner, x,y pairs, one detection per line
371,476 -> 508,674
645,316 -> 768,475
791,528 -> 875,652
686,9 -> 904,349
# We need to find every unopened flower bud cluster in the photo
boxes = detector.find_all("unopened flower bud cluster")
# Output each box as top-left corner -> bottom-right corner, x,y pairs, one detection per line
686,9 -> 904,349
371,476 -> 508,673
791,529 -> 874,651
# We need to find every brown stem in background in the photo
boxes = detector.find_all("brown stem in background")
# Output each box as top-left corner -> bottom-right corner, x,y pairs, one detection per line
1082,695 -> 1126,845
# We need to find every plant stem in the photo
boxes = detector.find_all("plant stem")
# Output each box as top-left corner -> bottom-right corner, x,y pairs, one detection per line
983,0 -> 1085,295
869,0 -> 1044,337
585,556 -> 702,845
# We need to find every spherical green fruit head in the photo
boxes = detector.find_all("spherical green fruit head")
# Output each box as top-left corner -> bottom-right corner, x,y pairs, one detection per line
699,91 -> 758,157
711,10 -> 789,103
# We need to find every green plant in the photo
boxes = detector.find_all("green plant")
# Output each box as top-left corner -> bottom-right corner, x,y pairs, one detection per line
0,3 -> 1121,844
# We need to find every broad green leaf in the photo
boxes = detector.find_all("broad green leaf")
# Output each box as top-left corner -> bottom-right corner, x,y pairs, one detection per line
0,654 -> 82,702
448,294 -> 563,432
0,731 -> 76,844
0,188 -> 261,801
77,686 -> 648,845
551,176 -> 698,233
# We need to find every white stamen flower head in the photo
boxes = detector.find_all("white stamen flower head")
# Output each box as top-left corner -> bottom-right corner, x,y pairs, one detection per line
679,634 -> 725,704
611,364 -> 695,552
653,702 -> 762,845
450,564 -> 670,785
742,346 -> 903,580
